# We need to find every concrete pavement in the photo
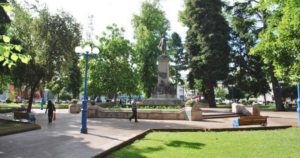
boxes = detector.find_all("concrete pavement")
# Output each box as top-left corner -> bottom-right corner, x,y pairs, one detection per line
0,108 -> 298,158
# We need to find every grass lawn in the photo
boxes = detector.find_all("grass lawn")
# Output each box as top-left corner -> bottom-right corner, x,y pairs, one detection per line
0,108 -> 13,111
216,104 -> 231,108
0,123 -> 23,128
257,104 -> 276,110
108,128 -> 300,158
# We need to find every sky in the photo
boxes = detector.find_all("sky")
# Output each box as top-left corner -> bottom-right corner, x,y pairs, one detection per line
23,0 -> 188,43
22,0 -> 237,78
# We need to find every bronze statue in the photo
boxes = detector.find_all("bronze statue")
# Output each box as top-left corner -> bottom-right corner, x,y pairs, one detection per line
159,34 -> 168,55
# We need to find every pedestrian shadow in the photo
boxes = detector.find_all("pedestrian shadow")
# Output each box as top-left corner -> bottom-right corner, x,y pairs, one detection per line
165,140 -> 205,149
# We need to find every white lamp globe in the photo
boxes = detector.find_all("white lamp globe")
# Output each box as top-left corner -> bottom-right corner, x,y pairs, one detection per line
84,45 -> 92,53
75,46 -> 83,53
92,47 -> 99,55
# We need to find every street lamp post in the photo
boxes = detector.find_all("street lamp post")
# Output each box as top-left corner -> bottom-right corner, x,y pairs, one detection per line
229,84 -> 235,103
75,44 -> 99,134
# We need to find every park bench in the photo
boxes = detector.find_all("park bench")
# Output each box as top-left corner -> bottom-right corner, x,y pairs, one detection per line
288,103 -> 297,107
14,111 -> 36,123
233,116 -> 268,128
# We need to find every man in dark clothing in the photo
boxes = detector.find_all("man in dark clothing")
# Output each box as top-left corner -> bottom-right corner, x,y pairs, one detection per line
45,100 -> 56,123
129,99 -> 138,122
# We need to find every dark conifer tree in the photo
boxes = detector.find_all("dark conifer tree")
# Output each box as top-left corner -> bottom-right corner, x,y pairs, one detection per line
184,0 -> 231,107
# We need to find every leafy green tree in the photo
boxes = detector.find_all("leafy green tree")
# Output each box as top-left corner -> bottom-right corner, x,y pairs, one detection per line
10,3 -> 81,112
0,2 -> 30,68
215,87 -> 226,100
183,0 -> 231,107
231,0 -> 285,110
132,0 -> 170,98
168,32 -> 185,86
225,86 -> 245,101
66,57 -> 82,98
226,3 -> 270,101
281,83 -> 297,101
85,24 -> 137,104
0,2 -> 30,92
59,88 -> 72,101
250,0 -> 300,85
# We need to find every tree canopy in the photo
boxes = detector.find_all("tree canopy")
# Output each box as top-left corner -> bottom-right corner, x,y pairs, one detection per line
132,0 -> 170,98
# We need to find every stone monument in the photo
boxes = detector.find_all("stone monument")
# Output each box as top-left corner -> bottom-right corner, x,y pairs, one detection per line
143,34 -> 184,106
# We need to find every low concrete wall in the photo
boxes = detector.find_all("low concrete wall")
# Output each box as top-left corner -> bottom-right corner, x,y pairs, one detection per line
69,104 -> 81,113
97,107 -> 202,121
194,102 -> 209,108
232,103 -> 260,116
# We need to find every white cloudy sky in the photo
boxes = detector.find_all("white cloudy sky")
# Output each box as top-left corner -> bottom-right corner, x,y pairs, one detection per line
21,0 -> 237,77
22,0 -> 237,43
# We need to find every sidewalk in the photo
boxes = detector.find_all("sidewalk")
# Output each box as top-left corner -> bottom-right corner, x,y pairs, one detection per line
0,109 -> 298,158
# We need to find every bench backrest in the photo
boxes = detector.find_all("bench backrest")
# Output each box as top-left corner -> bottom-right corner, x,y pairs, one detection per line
14,111 -> 28,118
239,116 -> 268,125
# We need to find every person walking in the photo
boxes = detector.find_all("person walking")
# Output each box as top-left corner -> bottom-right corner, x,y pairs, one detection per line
129,99 -> 138,122
45,100 -> 56,123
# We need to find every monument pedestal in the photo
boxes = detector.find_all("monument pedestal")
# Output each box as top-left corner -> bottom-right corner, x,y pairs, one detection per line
143,55 -> 184,106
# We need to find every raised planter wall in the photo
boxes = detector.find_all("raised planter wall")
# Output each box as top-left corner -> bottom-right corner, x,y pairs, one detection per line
96,106 -> 202,121
232,103 -> 260,116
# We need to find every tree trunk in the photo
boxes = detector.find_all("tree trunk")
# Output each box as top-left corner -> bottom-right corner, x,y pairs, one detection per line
264,94 -> 267,105
57,94 -> 60,103
269,62 -> 285,111
207,77 -> 216,108
129,95 -> 132,104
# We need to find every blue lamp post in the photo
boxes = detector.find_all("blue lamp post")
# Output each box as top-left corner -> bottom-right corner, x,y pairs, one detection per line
229,84 -> 235,103
75,44 -> 99,134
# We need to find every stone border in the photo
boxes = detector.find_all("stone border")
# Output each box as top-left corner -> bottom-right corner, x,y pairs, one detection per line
92,125 -> 292,158
0,119 -> 41,136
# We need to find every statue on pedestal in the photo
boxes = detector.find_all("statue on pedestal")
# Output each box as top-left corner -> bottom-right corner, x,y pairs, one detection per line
159,34 -> 168,55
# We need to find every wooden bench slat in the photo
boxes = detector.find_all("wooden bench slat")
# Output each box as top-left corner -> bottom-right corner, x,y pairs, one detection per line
233,116 -> 268,128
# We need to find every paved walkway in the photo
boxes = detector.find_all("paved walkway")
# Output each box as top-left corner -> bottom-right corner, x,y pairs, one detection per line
0,109 -> 298,158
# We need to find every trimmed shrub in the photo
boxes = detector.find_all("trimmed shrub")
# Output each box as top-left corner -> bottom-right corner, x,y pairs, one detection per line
238,99 -> 246,103
186,99 -> 196,105
6,99 -> 12,103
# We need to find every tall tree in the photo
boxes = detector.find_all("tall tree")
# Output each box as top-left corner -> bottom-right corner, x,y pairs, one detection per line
66,57 -> 82,98
228,0 -> 284,110
226,2 -> 270,100
10,3 -> 81,112
168,32 -> 185,86
184,0 -> 231,107
86,24 -> 137,104
132,0 -> 170,98
0,1 -> 30,91
250,0 -> 300,108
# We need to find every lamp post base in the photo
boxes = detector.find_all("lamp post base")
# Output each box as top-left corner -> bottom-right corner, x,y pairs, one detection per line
80,128 -> 88,134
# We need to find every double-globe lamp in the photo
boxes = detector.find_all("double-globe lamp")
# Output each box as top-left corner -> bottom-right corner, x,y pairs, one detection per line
75,44 -> 99,134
